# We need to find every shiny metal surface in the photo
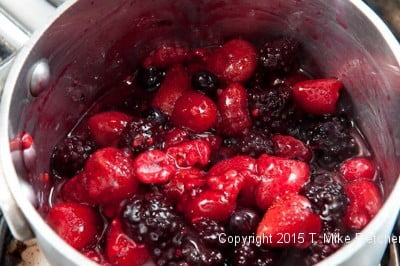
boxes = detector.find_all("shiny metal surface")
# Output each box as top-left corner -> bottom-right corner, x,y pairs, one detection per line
28,59 -> 50,97
0,0 -> 400,265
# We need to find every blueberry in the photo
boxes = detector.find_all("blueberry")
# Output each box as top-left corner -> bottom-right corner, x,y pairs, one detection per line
192,70 -> 220,96
138,66 -> 166,92
143,107 -> 166,125
229,208 -> 260,235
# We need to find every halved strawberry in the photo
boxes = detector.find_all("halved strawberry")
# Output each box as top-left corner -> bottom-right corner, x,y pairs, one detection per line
256,154 -> 310,210
88,111 -> 133,147
106,219 -> 151,266
293,78 -> 342,115
272,135 -> 312,162
133,150 -> 176,184
142,45 -> 190,68
166,140 -> 211,167
340,157 -> 376,182
256,194 -> 321,248
152,64 -> 190,116
344,180 -> 382,230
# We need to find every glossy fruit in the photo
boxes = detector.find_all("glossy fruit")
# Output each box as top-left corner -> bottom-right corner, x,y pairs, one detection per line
229,208 -> 261,235
340,157 -> 376,182
137,66 -> 166,92
164,168 -> 206,203
142,45 -> 190,68
61,172 -> 93,205
192,70 -> 220,96
164,128 -> 190,147
273,134 -> 312,162
259,38 -> 298,73
166,140 -> 211,167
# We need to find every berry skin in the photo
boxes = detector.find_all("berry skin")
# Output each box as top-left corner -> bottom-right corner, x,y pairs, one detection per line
217,83 -> 252,136
191,132 -> 222,153
273,134 -> 312,162
301,172 -> 349,223
133,150 -> 176,184
152,64 -> 190,116
61,172 -> 94,205
84,147 -> 138,204
166,140 -> 211,167
229,207 -> 261,235
51,135 -> 96,177
259,38 -> 298,73
344,180 -> 382,230
192,70 -> 220,96
207,39 -> 257,83
340,157 -> 376,182
143,107 -> 166,125
256,194 -> 322,249
119,118 -> 165,155
234,241 -> 277,266
192,218 -> 228,249
237,129 -> 274,157
142,45 -> 190,68
171,91 -> 218,132
185,190 -> 236,222
256,154 -> 310,210
88,111 -> 133,147
164,128 -> 190,148
106,219 -> 151,266
47,203 -> 100,250
293,79 -> 342,115
137,66 -> 166,92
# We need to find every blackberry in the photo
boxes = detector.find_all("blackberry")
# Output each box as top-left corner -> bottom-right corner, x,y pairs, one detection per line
192,70 -> 220,96
122,193 -> 224,266
301,172 -> 349,223
192,218 -> 228,249
248,85 -> 295,133
229,208 -> 260,235
138,66 -> 166,92
143,107 -> 166,125
234,241 -> 277,266
238,129 -> 274,157
51,135 -> 95,177
298,115 -> 358,169
259,38 -> 298,73
119,118 -> 165,154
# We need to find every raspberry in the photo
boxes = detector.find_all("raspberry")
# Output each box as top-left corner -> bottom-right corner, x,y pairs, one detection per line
192,70 -> 220,96
119,118 -> 165,155
259,38 -> 298,73
164,128 -> 190,148
133,150 -> 176,184
301,172 -> 349,223
229,208 -> 260,235
51,135 -> 96,178
166,140 -> 211,168
234,241 -> 277,266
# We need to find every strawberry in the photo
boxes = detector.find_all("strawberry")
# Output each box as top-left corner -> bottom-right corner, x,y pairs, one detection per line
47,203 -> 100,250
283,71 -> 309,87
293,78 -> 342,115
340,157 -> 376,182
88,111 -> 133,147
171,91 -> 218,132
217,83 -> 252,136
273,134 -> 312,162
106,219 -> 151,266
84,148 -> 138,205
256,154 -> 310,210
256,194 -> 321,248
344,180 -> 382,230
133,150 -> 176,184
152,64 -> 190,116
166,140 -> 211,167
61,172 -> 94,205
164,168 -> 206,203
207,39 -> 256,83
164,128 -> 190,148
142,45 -> 190,68
185,190 -> 236,222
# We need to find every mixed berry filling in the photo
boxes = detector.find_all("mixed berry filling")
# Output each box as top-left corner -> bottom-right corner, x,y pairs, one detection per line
44,38 -> 383,265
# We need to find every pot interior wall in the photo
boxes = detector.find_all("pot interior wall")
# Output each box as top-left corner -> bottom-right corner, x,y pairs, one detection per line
8,0 -> 400,208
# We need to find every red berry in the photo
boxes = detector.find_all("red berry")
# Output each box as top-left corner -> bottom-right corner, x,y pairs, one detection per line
88,111 -> 132,147
191,132 -> 222,152
164,128 -> 190,148
217,83 -> 252,136
47,203 -> 100,250
143,45 -> 190,68
106,219 -> 151,266
293,78 -> 342,115
207,39 -> 256,83
256,194 -> 321,249
152,64 -> 190,116
61,172 -> 94,205
344,180 -> 382,230
82,249 -> 107,264
166,140 -> 211,167
273,134 -> 312,162
185,190 -> 236,222
164,168 -> 206,203
133,150 -> 176,184
340,157 -> 376,182
256,154 -> 310,210
283,71 -> 309,87
171,91 -> 217,132
84,148 -> 138,204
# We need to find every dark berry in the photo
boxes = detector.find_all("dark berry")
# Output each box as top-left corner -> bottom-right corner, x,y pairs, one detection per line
259,38 -> 298,73
229,208 -> 260,235
138,66 -> 166,92
301,172 -> 349,223
51,135 -> 95,177
248,85 -> 294,133
234,241 -> 277,266
192,218 -> 228,249
119,118 -> 165,154
237,129 -> 274,157
143,107 -> 166,125
192,70 -> 220,96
